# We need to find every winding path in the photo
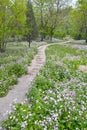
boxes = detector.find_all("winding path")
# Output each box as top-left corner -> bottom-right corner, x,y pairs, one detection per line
0,41 -> 70,124
0,44 -> 49,122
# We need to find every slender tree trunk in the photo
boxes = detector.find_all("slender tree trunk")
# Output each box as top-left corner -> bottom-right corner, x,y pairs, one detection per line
50,28 -> 54,41
0,27 -> 6,52
28,35 -> 31,48
0,43 -> 1,52
0,43 -> 5,52
41,32 -> 44,41
86,38 -> 87,43
86,28 -> 87,43
82,11 -> 87,43
40,2 -> 44,41
29,40 -> 31,47
0,37 -> 6,52
86,37 -> 87,43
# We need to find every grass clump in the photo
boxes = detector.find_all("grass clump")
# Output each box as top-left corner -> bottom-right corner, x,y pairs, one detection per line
6,64 -> 27,77
0,63 -> 27,97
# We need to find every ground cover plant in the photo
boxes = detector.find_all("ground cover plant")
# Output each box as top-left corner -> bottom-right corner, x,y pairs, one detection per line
0,42 -> 38,97
2,44 -> 87,129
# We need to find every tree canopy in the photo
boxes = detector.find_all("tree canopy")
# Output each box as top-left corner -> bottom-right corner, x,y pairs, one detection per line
0,0 -> 87,52
26,0 -> 38,47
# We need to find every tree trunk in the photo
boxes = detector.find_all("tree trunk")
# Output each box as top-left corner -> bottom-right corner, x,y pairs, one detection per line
86,39 -> 87,43
50,28 -> 54,41
0,41 -> 6,53
86,27 -> 87,43
40,32 -> 44,41
29,40 -> 31,47
40,3 -> 44,42
28,35 -> 31,48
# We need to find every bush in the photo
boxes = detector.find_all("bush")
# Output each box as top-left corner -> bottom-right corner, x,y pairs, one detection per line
54,29 -> 66,38
0,75 -> 17,97
6,64 -> 27,77
0,63 -> 27,97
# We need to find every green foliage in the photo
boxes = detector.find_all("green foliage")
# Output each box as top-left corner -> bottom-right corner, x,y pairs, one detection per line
25,0 -> 38,45
34,0 -> 70,40
54,29 -> 66,38
0,0 -> 27,51
69,0 -> 87,41
0,69 -> 18,97
6,64 -> 27,77
0,43 -> 38,97
2,43 -> 87,129
0,63 -> 27,97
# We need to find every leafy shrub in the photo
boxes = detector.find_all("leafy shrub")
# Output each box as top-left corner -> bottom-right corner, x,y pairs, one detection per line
0,75 -> 17,97
0,81 -> 8,97
0,64 -> 27,97
53,29 -> 66,38
6,64 -> 27,77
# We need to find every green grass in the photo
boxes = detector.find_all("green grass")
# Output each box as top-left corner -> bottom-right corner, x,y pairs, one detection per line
2,43 -> 87,129
0,43 -> 38,65
0,42 -> 38,97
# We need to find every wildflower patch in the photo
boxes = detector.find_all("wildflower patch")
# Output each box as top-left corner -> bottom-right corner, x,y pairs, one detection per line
2,44 -> 87,129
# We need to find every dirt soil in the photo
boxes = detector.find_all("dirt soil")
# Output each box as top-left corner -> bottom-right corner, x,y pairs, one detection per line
79,65 -> 87,73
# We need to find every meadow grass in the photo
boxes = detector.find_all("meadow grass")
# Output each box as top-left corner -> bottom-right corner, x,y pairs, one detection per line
0,42 -> 38,97
2,43 -> 87,129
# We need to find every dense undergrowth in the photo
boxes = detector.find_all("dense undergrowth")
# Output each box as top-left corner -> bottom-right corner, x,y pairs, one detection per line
2,44 -> 87,129
0,43 -> 38,97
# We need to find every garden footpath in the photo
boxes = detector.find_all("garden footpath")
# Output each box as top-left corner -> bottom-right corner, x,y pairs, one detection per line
0,44 -> 49,122
0,40 -> 86,123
